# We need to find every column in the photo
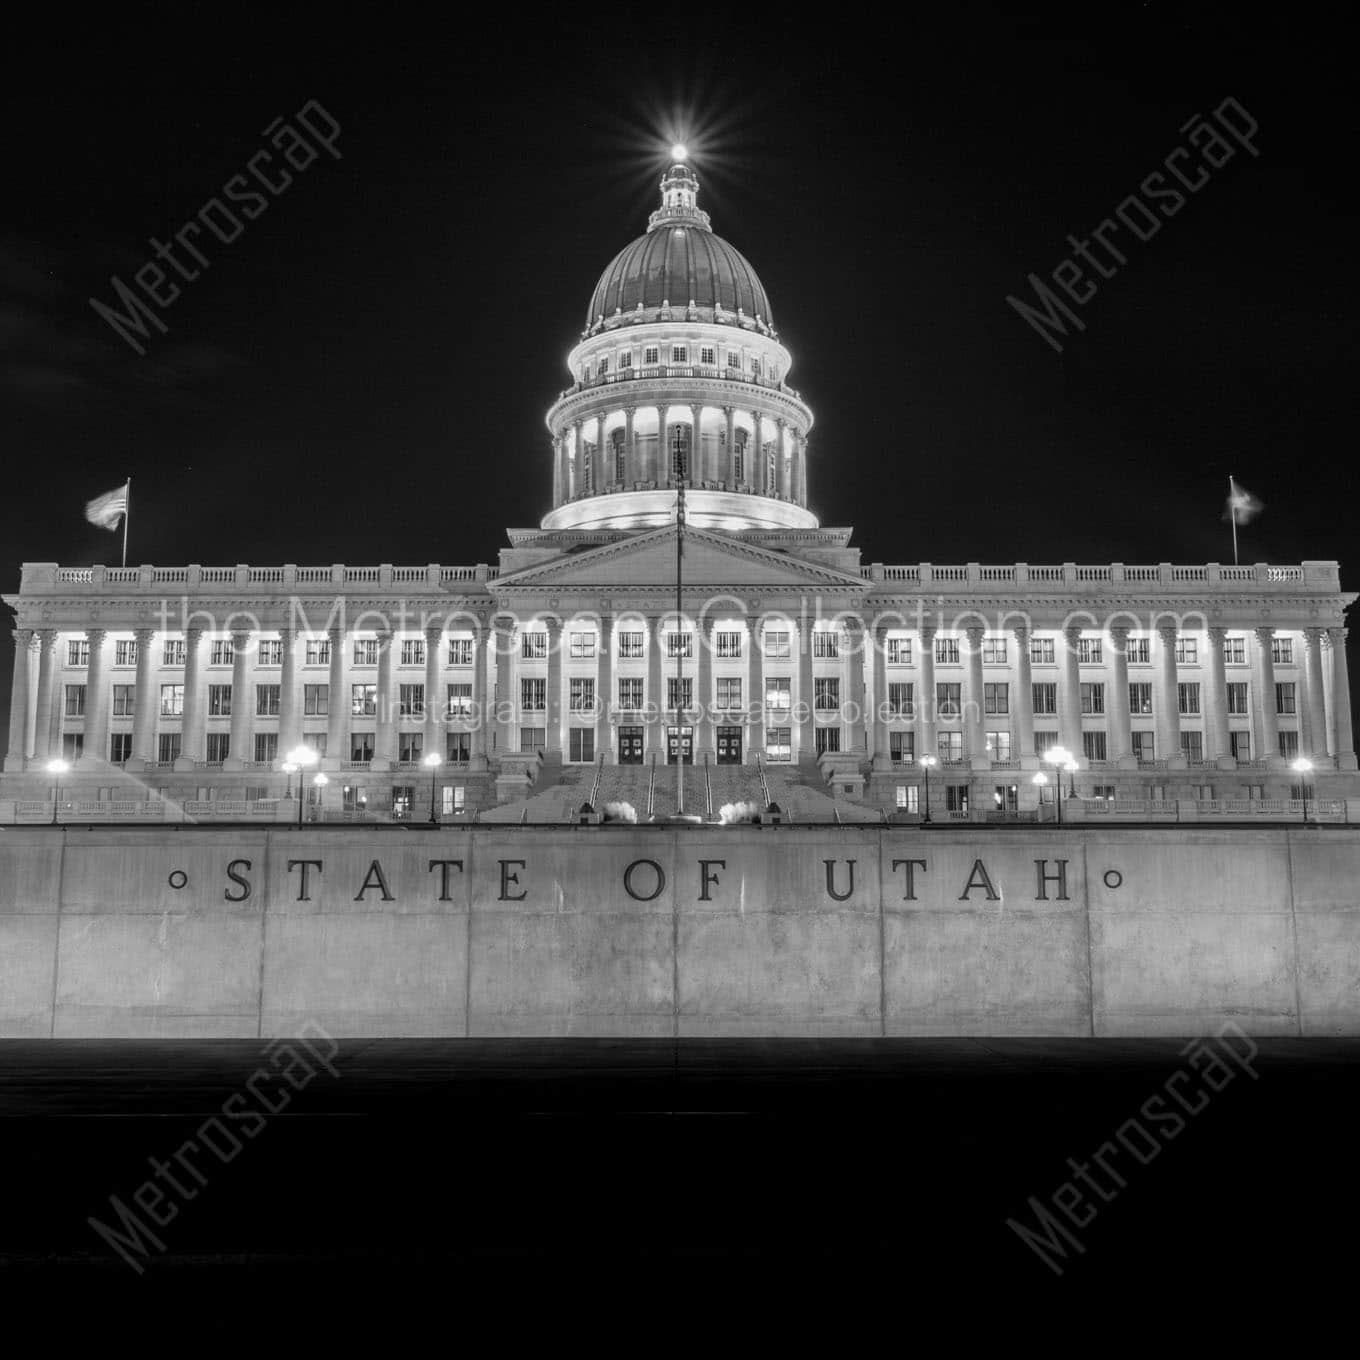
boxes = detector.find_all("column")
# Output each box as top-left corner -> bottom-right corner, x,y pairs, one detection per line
278,626 -> 300,757
424,623 -> 443,762
1107,625 -> 1134,767
6,629 -> 34,770
753,412 -> 765,491
1253,627 -> 1279,768
696,615 -> 714,760
325,625 -> 347,768
493,615 -> 516,760
624,408 -> 636,487
32,629 -> 57,763
776,418 -> 788,499
470,623 -> 490,770
596,615 -> 613,764
749,614 -> 765,764
652,406 -> 664,484
1303,627 -> 1328,761
798,618 -> 816,761
1156,623 -> 1183,767
964,625 -> 987,768
173,627 -> 201,769
1059,626 -> 1082,759
1011,624 -> 1034,763
225,629 -> 250,769
917,624 -> 937,764
870,625 -> 890,770
689,403 -> 702,483
551,435 -> 563,506
645,614 -> 664,761
1203,626 -> 1233,767
571,420 -> 583,497
374,632 -> 395,768
724,407 -> 736,487
790,430 -> 803,506
545,617 -> 563,756
843,618 -> 865,754
1329,627 -> 1356,769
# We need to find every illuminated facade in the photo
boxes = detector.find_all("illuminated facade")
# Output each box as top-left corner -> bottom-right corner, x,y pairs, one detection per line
2,154 -> 1357,821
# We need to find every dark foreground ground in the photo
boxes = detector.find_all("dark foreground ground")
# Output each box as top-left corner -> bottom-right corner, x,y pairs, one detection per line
2,1037 -> 1357,1303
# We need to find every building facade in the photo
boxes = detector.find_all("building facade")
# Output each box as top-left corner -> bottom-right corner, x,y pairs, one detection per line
3,154 -> 1356,820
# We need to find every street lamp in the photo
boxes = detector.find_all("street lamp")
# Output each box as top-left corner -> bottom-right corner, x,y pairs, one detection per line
1064,757 -> 1079,800
423,750 -> 443,826
46,758 -> 70,825
919,754 -> 938,824
1043,745 -> 1073,827
1032,770 -> 1049,823
281,760 -> 298,800
285,744 -> 319,829
1291,756 -> 1314,824
311,772 -> 328,824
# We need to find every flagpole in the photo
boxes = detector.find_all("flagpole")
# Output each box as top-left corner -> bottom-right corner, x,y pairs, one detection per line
122,477 -> 131,568
1228,475 -> 1239,566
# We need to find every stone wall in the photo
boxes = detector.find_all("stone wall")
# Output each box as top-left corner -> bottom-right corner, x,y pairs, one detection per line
0,825 -> 1356,1037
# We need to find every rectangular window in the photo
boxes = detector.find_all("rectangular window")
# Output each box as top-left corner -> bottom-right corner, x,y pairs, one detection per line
715,631 -> 742,659
391,785 -> 415,820
351,683 -> 377,716
1225,682 -> 1249,715
1032,682 -> 1058,716
160,683 -> 184,716
937,731 -> 963,761
1035,730 -> 1061,758
353,638 -> 379,666
110,732 -> 133,763
815,726 -> 841,755
521,631 -> 548,660
1223,635 -> 1246,665
305,638 -> 331,665
887,682 -> 914,717
764,630 -> 791,659
302,733 -> 326,758
254,733 -> 278,763
982,637 -> 1008,665
644,347 -> 659,365
350,732 -> 375,762
568,631 -> 596,659
162,638 -> 185,666
1272,637 -> 1293,665
765,728 -> 792,762
210,639 -> 231,665
399,732 -> 424,763
1126,636 -> 1150,664
64,684 -> 86,717
618,678 -> 644,710
813,631 -> 840,659
671,345 -> 688,364
1082,731 -> 1107,761
446,683 -> 472,718
987,731 -> 1012,761
1080,682 -> 1105,716
1178,683 -> 1201,716
158,733 -> 181,764
890,732 -> 915,765
115,639 -> 138,667
519,727 -> 546,754
206,733 -> 230,763
67,639 -> 90,667
255,684 -> 281,717
666,632 -> 693,659
399,683 -> 424,718
618,351 -> 633,371
984,682 -> 1009,715
1091,786 -> 1116,802
726,350 -> 741,369
207,684 -> 231,717
1275,682 -> 1296,715
936,683 -> 961,719
617,631 -> 644,659
716,677 -> 742,708
1030,637 -> 1056,665
303,683 -> 329,716
569,728 -> 595,762
766,677 -> 791,710
1078,637 -> 1103,664
1129,683 -> 1154,715
815,677 -> 840,711
112,684 -> 135,716
666,678 -> 693,710
570,678 -> 595,712
1230,731 -> 1252,761
342,784 -> 369,811
935,637 -> 960,664
521,678 -> 546,712
597,357 -> 608,375
1180,731 -> 1204,764
1175,637 -> 1198,665
447,638 -> 473,666
886,637 -> 912,665
400,639 -> 425,666
945,785 -> 969,813
1132,731 -> 1155,763
446,732 -> 472,763
257,639 -> 283,666
1278,730 -> 1299,759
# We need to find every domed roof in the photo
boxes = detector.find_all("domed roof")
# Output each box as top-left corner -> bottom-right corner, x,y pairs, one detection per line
585,161 -> 773,333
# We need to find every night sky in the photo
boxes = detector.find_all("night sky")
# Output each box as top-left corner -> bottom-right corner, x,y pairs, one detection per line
2,5 -> 1354,722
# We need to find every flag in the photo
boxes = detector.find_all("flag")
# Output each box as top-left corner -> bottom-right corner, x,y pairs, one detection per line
1224,478 -> 1263,525
85,483 -> 128,531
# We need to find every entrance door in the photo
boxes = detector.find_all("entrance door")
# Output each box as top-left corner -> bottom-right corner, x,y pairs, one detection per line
618,726 -> 643,765
666,725 -> 694,765
716,726 -> 742,764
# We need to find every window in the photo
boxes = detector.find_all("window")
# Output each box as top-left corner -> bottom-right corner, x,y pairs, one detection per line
391,786 -> 415,821
353,639 -> 379,666
582,446 -> 595,494
519,727 -> 546,754
569,631 -> 596,659
302,734 -> 326,758
815,678 -> 840,711
158,734 -> 181,764
1230,731 -> 1252,761
765,728 -> 792,762
618,631 -> 644,659
257,639 -> 283,666
619,351 -> 632,371
521,631 -> 548,660
937,731 -> 963,761
1272,637 -> 1293,665
305,638 -> 330,665
1126,636 -> 1150,664
733,434 -> 746,483
350,732 -> 375,762
67,639 -> 89,667
1080,682 -> 1105,716
399,683 -> 424,718
207,684 -> 231,716
1180,731 -> 1204,764
944,785 -> 969,813
112,684 -> 135,716
750,356 -> 762,377
984,683 -> 1009,715
1132,731 -> 1155,763
255,684 -> 281,717
1275,682 -> 1296,715
936,683 -> 961,719
666,632 -> 693,659
1035,730 -> 1061,758
887,682 -> 914,717
815,727 -> 841,755
206,733 -> 230,763
716,677 -> 742,708
1030,637 -> 1056,665
886,637 -> 912,665
935,637 -> 960,664
303,684 -> 329,715
1129,683 -> 1153,715
447,732 -> 472,763
1178,682 -> 1201,716
570,678 -> 595,712
643,347 -> 659,365
1078,638 -> 1103,664
671,345 -> 688,364
890,732 -> 915,765
765,677 -> 791,710
1175,637 -> 1198,664
715,631 -> 742,659
210,639 -> 232,665
1091,786 -> 1116,802
440,785 -> 466,815
161,683 -> 185,716
987,731 -> 1012,761
982,637 -> 1008,664
1223,635 -> 1246,665
813,631 -> 840,659
446,683 -> 472,718
110,733 -> 133,763
666,678 -> 693,710
895,785 -> 910,810
64,684 -> 86,717
1083,731 -> 1107,761
993,783 -> 1019,813
447,638 -> 473,666
162,639 -> 185,666
115,639 -> 138,667
351,683 -> 377,716
343,784 -> 369,811
618,678 -> 644,710
1032,682 -> 1058,715
399,732 -> 423,763
521,678 -> 546,712
569,728 -> 595,762
597,357 -> 608,375
1226,682 -> 1249,716
254,733 -> 278,763
764,630 -> 791,659
1278,730 -> 1299,759
400,639 -> 425,666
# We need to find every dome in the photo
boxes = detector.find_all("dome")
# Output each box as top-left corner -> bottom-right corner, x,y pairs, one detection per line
584,162 -> 773,333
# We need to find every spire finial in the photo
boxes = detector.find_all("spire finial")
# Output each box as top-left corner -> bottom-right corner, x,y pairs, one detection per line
648,156 -> 711,233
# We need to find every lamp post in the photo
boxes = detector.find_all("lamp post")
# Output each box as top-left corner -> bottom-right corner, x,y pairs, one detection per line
311,771 -> 328,823
1032,770 -> 1049,823
423,750 -> 443,826
285,743 -> 319,830
281,760 -> 297,801
919,754 -> 938,825
46,757 -> 70,825
1043,745 -> 1073,827
1291,756 -> 1314,824
1064,757 -> 1078,800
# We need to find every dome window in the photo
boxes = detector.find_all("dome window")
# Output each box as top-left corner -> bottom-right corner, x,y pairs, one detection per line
598,357 -> 609,375
644,346 -> 659,366
750,357 -> 762,377
726,351 -> 740,369
619,351 -> 632,370
700,346 -> 716,366
671,345 -> 688,365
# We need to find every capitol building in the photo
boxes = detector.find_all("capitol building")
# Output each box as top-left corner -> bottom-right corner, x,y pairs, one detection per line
3,153 -> 1357,823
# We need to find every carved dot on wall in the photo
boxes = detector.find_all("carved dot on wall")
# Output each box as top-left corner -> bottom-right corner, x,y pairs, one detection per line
168,870 -> 189,890
1103,869 -> 1123,890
